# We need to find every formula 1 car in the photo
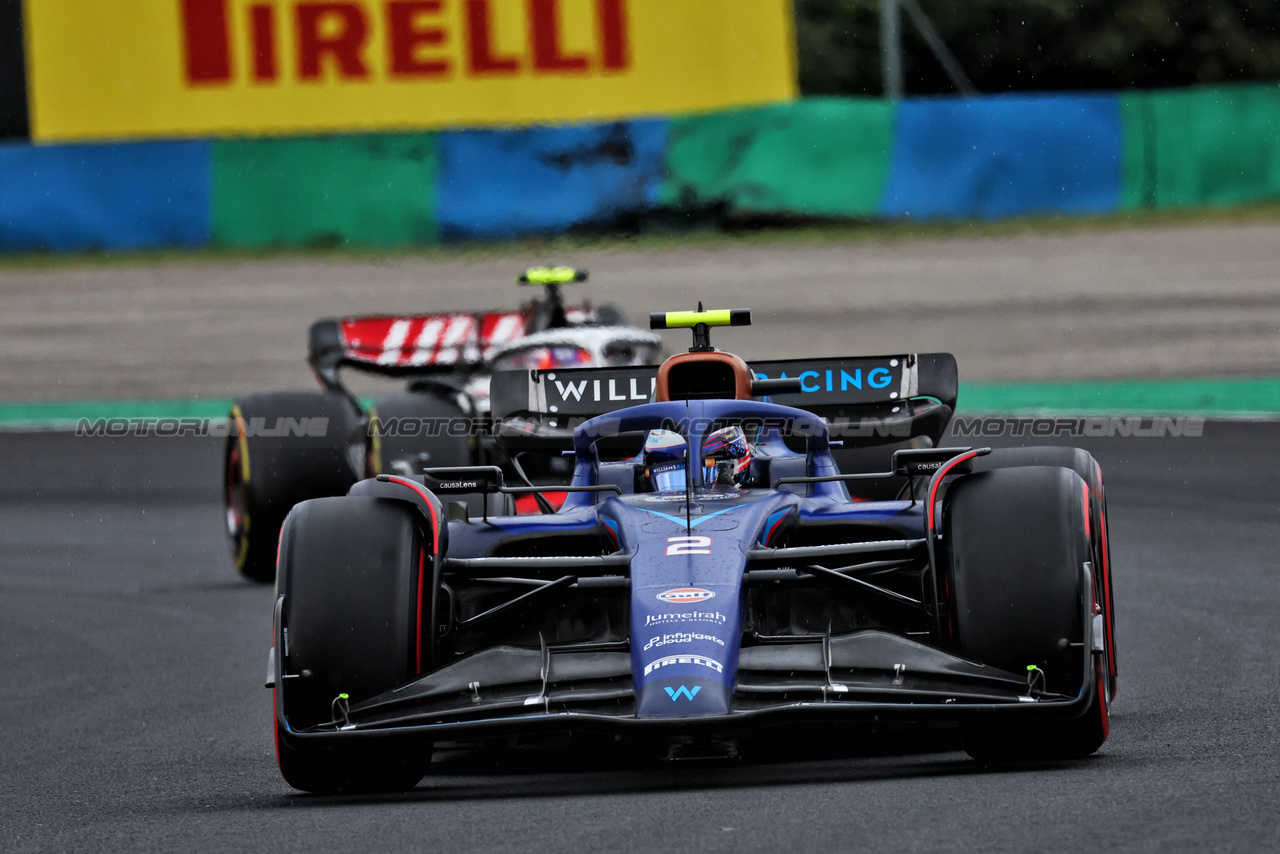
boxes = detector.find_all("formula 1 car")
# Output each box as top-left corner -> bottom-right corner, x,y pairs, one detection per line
225,267 -> 661,582
268,309 -> 1118,793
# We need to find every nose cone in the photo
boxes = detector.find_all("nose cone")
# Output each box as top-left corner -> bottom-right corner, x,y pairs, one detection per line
632,599 -> 741,719
637,676 -> 731,717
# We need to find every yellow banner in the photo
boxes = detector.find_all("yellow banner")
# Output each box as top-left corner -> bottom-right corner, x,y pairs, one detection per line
24,0 -> 796,141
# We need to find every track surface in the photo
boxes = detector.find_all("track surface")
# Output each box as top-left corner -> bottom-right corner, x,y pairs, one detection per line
3,424 -> 1279,853
4,221 -> 1280,400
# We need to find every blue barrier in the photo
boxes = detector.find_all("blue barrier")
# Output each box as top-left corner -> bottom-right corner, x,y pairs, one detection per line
435,120 -> 667,239
880,94 -> 1123,220
0,140 -> 210,251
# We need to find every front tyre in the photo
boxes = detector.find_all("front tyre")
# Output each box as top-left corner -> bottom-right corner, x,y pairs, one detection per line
274,496 -> 433,793
973,446 -> 1118,697
944,466 -> 1110,762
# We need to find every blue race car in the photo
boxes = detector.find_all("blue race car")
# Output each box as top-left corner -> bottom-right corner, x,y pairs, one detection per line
268,308 -> 1117,793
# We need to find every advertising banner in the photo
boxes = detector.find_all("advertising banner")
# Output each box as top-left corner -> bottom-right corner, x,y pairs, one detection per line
24,0 -> 797,141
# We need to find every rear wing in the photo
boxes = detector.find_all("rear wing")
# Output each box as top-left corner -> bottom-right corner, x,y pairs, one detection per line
490,354 -> 957,418
488,353 -> 957,450
308,301 -> 619,382
309,312 -> 527,381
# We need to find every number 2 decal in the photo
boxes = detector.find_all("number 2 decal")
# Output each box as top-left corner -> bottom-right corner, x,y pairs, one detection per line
666,535 -> 713,556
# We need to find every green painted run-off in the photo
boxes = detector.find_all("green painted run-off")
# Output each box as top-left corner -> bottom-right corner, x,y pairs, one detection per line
1,378 -> 1278,428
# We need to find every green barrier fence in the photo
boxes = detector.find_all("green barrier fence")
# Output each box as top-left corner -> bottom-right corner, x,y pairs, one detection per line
1122,82 -> 1280,210
661,97 -> 894,218
212,134 -> 438,248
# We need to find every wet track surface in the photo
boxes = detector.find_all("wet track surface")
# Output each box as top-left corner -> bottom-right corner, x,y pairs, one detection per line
2,423 -> 1279,852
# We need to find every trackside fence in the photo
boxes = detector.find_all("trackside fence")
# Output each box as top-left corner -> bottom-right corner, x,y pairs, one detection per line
2,82 -> 1279,252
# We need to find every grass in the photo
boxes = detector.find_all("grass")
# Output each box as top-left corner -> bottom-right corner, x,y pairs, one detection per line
3,200 -> 1280,272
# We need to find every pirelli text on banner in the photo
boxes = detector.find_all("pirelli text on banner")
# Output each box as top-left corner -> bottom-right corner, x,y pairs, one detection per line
24,0 -> 798,141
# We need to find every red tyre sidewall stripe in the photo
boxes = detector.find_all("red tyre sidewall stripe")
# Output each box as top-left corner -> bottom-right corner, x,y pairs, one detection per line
927,451 -> 982,650
1082,483 -> 1091,541
1092,462 -> 1117,683
1097,660 -> 1110,737
1087,537 -> 1110,737
1099,502 -> 1117,681
414,547 -> 426,674
385,477 -> 441,676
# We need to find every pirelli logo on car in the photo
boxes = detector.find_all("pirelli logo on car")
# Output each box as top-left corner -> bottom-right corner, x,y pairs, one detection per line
24,0 -> 797,141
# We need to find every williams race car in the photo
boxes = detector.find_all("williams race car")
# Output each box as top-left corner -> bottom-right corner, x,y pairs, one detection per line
268,308 -> 1118,793
225,267 -> 660,582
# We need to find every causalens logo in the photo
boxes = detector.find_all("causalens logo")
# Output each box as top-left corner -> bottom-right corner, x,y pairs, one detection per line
665,685 -> 701,701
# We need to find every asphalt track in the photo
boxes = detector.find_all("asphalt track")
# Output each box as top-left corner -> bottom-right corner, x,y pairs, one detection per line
3,422 -> 1279,853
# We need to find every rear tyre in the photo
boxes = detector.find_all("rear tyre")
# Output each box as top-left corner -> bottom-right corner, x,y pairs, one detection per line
225,392 -> 364,583
370,390 -> 474,477
943,466 -> 1109,762
973,447 -> 1118,696
274,496 -> 432,793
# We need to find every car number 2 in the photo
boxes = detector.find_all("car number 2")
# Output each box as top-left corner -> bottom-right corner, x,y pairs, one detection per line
666,535 -> 712,556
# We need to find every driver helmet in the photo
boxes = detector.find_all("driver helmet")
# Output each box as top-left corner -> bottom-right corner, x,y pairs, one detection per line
701,426 -> 752,488
643,429 -> 688,493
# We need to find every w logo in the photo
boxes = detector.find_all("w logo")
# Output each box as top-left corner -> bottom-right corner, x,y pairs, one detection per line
665,685 -> 702,701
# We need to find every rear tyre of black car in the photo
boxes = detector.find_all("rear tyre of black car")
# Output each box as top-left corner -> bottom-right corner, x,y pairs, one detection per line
225,392 -> 365,583
943,466 -> 1110,763
369,390 -> 474,477
274,496 -> 432,793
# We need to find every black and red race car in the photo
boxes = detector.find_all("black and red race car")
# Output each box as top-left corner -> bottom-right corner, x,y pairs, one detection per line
224,268 -> 660,582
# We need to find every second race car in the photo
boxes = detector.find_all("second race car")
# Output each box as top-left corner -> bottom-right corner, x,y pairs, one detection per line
225,267 -> 660,582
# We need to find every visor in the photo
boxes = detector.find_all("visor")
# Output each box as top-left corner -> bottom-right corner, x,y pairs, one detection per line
648,462 -> 688,493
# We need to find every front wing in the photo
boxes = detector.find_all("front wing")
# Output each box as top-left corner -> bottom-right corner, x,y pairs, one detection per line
273,566 -> 1102,750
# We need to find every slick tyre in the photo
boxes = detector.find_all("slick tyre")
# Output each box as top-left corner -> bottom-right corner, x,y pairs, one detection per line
944,466 -> 1110,763
274,496 -> 432,793
973,446 -> 1118,696
369,390 -> 473,477
225,392 -> 364,583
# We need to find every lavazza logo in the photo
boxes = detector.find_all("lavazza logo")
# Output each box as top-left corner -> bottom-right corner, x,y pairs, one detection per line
656,587 -> 715,604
